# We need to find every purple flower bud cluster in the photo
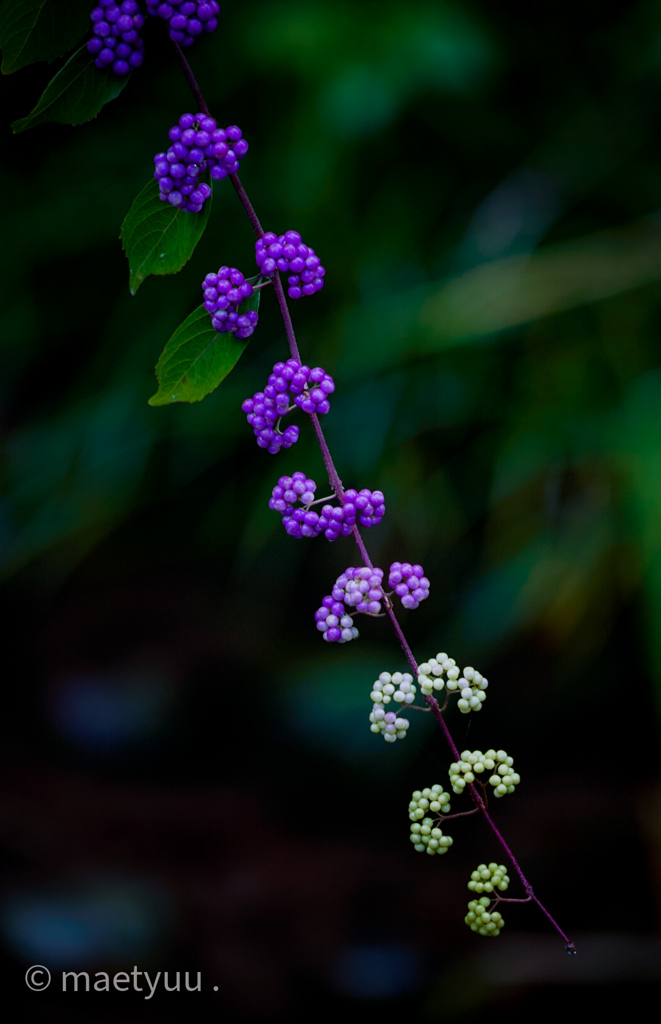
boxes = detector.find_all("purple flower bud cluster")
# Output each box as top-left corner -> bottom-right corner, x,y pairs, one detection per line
242,359 -> 334,454
202,267 -> 257,339
154,114 -> 248,212
146,0 -> 219,46
269,475 -> 386,540
87,0 -> 145,75
388,562 -> 430,609
255,231 -> 325,299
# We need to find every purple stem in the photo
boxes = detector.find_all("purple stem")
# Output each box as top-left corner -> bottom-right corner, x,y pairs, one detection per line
271,271 -> 302,365
173,41 -> 574,954
172,42 -> 210,116
229,172 -> 264,240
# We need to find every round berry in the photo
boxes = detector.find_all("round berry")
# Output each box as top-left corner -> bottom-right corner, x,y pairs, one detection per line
388,561 -> 430,610
417,652 -> 489,711
255,231 -> 325,298
202,266 -> 258,339
146,0 -> 219,45
409,817 -> 453,854
449,750 -> 519,796
87,0 -> 144,74
154,115 -> 248,213
465,897 -> 505,936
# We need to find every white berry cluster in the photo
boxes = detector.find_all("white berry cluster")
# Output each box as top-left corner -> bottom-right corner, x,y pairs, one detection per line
409,818 -> 453,855
369,671 -> 416,706
465,897 -> 505,936
468,862 -> 510,894
417,653 -> 488,713
369,706 -> 410,742
448,749 -> 520,797
408,784 -> 451,821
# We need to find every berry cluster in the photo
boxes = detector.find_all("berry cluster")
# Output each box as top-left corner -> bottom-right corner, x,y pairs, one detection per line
315,489 -> 388,540
334,566 -> 385,614
314,597 -> 359,644
468,862 -> 510,894
409,818 -> 453,854
417,653 -> 489,712
255,231 -> 325,299
388,562 -> 430,609
314,566 -> 383,642
315,488 -> 387,540
202,267 -> 257,339
269,472 -> 318,537
448,749 -> 520,797
408,784 -> 451,820
269,472 -> 317,513
465,897 -> 505,936
369,671 -> 416,706
242,359 -> 334,454
342,489 -> 386,530
87,0 -> 145,75
146,0 -> 219,46
270,476 -> 385,540
154,114 -> 248,212
368,706 -> 410,743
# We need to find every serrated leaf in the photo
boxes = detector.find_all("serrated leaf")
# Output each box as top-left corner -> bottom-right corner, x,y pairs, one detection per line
149,305 -> 253,406
11,43 -> 128,133
0,0 -> 90,74
120,179 -> 213,295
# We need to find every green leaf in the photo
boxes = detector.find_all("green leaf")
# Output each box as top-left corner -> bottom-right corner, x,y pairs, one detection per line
238,281 -> 262,318
120,179 -> 213,295
149,303 -> 256,406
11,43 -> 128,133
0,0 -> 90,74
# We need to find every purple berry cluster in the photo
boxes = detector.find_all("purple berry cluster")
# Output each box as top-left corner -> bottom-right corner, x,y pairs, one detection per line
146,0 -> 219,45
269,473 -> 319,538
269,477 -> 386,541
154,114 -> 248,212
87,0 -> 145,75
202,267 -> 257,339
334,567 -> 385,614
255,231 -> 325,299
242,359 -> 334,454
314,597 -> 359,644
314,566 -> 385,643
388,562 -> 430,609
315,563 -> 430,642
316,488 -> 385,540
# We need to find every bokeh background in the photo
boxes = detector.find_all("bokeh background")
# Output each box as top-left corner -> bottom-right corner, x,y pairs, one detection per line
2,0 -> 661,1018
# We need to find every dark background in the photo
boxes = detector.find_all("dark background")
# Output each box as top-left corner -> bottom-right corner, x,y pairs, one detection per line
2,0 -> 661,1018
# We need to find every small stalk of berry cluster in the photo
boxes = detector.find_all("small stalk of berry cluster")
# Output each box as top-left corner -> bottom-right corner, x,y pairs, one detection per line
169,36 -> 574,954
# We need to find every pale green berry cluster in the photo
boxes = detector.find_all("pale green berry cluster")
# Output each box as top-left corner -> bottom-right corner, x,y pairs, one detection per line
468,862 -> 510,893
368,704 -> 410,742
417,653 -> 488,713
409,817 -> 453,855
448,749 -> 520,797
465,896 -> 505,936
369,671 -> 416,706
408,784 -> 451,821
